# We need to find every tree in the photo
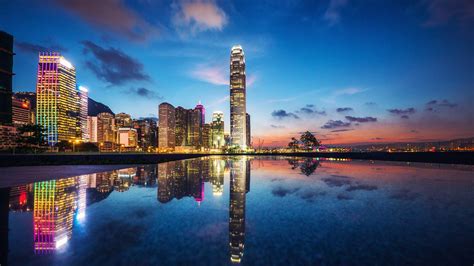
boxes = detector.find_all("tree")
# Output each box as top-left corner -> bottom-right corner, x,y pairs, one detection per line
300,131 -> 320,151
287,137 -> 299,152
16,124 -> 47,153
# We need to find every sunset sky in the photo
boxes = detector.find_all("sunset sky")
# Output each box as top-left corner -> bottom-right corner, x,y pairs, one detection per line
1,0 -> 473,146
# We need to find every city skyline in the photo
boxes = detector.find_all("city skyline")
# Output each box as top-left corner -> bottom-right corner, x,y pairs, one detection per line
1,1 -> 473,146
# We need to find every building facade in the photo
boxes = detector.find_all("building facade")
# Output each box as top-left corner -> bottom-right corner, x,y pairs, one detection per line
211,111 -> 225,149
96,112 -> 115,143
0,31 -> 14,125
36,53 -> 78,146
87,116 -> 98,143
175,106 -> 189,147
230,45 -> 247,149
12,96 -> 31,126
158,102 -> 175,149
115,112 -> 132,128
118,127 -> 138,149
78,86 -> 89,141
246,113 -> 251,148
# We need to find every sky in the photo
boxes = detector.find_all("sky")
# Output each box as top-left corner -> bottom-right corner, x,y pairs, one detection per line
1,0 -> 473,147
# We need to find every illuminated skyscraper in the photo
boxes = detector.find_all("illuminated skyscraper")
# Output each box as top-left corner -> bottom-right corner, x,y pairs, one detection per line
175,106 -> 189,146
189,108 -> 202,148
229,157 -> 248,263
195,101 -> 205,125
0,31 -> 14,125
158,102 -> 175,149
246,113 -> 251,148
211,111 -> 225,148
97,112 -> 116,143
202,123 -> 211,149
230,45 -> 246,149
78,86 -> 89,141
36,53 -> 78,146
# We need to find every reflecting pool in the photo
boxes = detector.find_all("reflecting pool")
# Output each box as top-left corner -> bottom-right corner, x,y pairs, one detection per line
1,156 -> 473,265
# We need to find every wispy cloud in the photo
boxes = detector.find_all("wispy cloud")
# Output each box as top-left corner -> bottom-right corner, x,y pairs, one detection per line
345,116 -> 377,123
16,41 -> 67,54
296,104 -> 326,116
207,95 -> 229,108
321,120 -> 351,129
422,0 -> 474,27
387,108 -> 416,115
323,0 -> 349,26
54,0 -> 158,41
334,87 -> 366,96
173,0 -> 227,35
190,65 -> 227,85
336,107 -> 353,113
127,87 -> 162,99
271,109 -> 300,120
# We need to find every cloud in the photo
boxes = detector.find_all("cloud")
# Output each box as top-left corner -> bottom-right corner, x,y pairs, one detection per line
331,129 -> 353,132
54,0 -> 157,41
190,65 -> 227,85
321,120 -> 351,129
422,0 -> 474,27
345,116 -> 377,123
128,87 -> 162,99
271,186 -> 300,197
401,115 -> 410,119
173,0 -> 227,35
81,41 -> 150,85
270,124 -> 285,129
271,109 -> 300,120
323,0 -> 349,26
336,107 -> 353,112
346,184 -> 378,192
334,87 -> 365,96
387,108 -> 416,115
15,41 -> 67,54
207,95 -> 229,108
297,104 -> 326,115
425,99 -> 458,111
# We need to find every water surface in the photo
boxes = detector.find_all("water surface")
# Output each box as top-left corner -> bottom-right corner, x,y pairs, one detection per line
1,156 -> 473,265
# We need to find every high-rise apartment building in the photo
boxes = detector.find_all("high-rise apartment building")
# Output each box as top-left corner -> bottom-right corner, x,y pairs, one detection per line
175,106 -> 189,146
97,112 -> 116,143
202,123 -> 211,149
115,112 -> 132,128
0,31 -> 14,125
195,101 -> 205,125
12,96 -> 31,126
118,127 -> 138,149
36,53 -> 78,146
78,86 -> 89,141
230,45 -> 246,149
211,111 -> 225,148
188,108 -> 202,147
87,116 -> 98,143
158,102 -> 175,149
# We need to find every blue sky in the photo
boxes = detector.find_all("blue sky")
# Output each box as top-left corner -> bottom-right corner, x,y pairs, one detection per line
1,0 -> 473,145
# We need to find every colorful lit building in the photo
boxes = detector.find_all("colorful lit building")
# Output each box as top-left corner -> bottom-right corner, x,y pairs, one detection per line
230,45 -> 247,149
12,96 -> 31,126
78,86 -> 89,141
33,177 -> 77,253
36,53 -> 78,146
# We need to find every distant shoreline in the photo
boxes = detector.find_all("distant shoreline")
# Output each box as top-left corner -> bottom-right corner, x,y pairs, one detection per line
0,152 -> 473,167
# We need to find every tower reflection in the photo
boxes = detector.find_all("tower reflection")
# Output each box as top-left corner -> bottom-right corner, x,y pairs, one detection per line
229,157 -> 249,263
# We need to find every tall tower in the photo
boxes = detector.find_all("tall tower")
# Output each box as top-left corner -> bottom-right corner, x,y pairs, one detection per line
78,86 -> 89,141
211,111 -> 224,148
230,45 -> 246,149
36,53 -> 78,146
158,102 -> 176,149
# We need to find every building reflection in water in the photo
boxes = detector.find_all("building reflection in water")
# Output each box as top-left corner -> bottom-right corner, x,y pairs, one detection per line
33,177 -> 77,253
229,157 -> 249,263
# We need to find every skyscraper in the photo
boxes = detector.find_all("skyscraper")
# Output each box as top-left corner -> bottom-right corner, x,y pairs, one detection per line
175,106 -> 189,146
195,101 -> 205,125
0,31 -> 14,125
97,112 -> 115,143
78,86 -> 89,141
230,45 -> 246,149
246,113 -> 251,148
189,108 -> 202,148
211,111 -> 225,148
36,53 -> 78,146
158,102 -> 176,149
115,112 -> 132,128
